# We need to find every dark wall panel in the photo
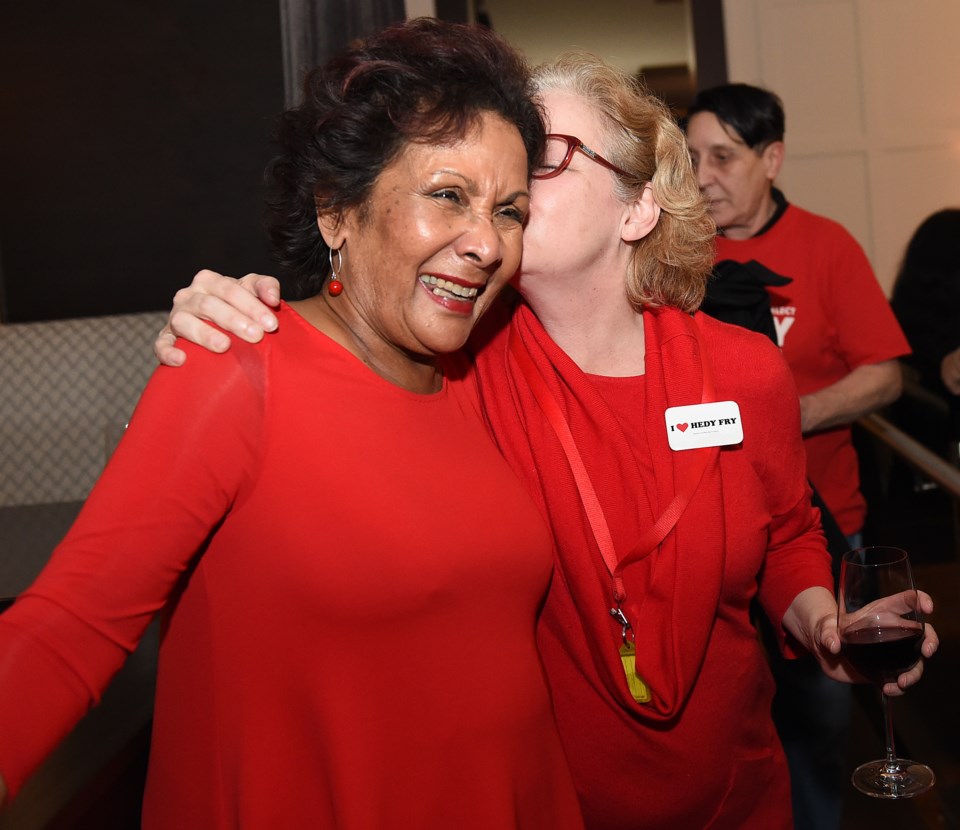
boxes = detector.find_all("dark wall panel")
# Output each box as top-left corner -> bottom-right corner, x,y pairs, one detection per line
0,1 -> 285,321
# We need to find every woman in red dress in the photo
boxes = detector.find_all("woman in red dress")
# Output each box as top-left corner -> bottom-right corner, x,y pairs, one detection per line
0,20 -> 586,829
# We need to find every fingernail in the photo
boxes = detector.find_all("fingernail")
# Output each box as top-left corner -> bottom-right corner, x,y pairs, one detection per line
261,315 -> 278,332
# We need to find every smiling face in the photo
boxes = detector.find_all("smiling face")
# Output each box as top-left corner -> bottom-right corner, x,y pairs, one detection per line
325,111 -> 529,363
685,111 -> 783,240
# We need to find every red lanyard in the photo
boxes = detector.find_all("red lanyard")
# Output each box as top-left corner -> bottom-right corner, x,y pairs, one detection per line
508,314 -> 718,604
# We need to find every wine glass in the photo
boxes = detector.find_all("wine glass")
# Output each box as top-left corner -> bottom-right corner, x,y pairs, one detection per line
837,545 -> 935,798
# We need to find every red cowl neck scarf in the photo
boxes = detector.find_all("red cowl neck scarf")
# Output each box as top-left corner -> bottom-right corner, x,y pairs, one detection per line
474,301 -> 727,720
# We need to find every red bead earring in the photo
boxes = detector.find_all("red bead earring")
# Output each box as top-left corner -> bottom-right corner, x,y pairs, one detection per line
328,246 -> 344,297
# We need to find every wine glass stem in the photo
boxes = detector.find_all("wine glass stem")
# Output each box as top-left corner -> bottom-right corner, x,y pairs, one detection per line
881,692 -> 899,770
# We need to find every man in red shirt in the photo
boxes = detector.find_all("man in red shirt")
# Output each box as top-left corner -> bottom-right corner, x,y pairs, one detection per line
685,84 -> 910,830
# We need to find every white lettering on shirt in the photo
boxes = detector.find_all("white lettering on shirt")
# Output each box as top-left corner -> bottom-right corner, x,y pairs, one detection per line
771,306 -> 796,347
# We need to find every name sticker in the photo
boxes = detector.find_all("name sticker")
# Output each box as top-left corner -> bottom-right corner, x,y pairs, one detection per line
665,401 -> 743,451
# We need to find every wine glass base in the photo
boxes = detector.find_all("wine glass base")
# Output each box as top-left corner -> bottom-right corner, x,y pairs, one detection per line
851,758 -> 936,799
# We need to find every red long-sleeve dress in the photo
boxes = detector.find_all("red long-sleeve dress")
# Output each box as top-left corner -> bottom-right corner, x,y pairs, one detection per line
0,303 -> 585,829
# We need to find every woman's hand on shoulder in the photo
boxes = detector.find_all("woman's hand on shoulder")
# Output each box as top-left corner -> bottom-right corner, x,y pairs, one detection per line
783,586 -> 939,696
154,270 -> 283,366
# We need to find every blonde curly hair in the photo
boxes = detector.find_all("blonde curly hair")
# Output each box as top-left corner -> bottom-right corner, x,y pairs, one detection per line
533,54 -> 716,312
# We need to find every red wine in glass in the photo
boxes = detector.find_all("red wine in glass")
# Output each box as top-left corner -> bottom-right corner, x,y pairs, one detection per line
838,546 -> 935,798
841,623 -> 923,685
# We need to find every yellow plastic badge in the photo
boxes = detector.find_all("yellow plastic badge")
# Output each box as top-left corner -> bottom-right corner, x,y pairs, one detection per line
619,641 -> 652,703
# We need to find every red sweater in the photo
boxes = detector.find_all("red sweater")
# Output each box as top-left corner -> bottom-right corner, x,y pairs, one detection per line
474,304 -> 833,829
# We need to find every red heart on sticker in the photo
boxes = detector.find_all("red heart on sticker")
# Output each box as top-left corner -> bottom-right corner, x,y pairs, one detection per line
676,423 -> 688,432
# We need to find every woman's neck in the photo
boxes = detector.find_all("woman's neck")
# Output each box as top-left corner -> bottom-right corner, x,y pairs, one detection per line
526,286 -> 646,377
293,295 -> 442,394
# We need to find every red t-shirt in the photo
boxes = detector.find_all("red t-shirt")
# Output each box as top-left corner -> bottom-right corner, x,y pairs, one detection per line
715,203 -> 910,534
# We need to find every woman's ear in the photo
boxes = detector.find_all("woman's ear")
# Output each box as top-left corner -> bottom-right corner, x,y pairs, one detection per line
316,205 -> 346,249
621,184 -> 661,243
762,140 -> 785,182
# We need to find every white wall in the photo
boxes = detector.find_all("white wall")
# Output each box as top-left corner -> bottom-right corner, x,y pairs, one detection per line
405,1 -> 694,74
482,0 -> 693,74
723,0 -> 960,292
405,0 -> 436,18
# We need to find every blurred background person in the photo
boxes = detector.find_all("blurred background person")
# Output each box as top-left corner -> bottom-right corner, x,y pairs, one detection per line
891,208 -> 960,457
686,83 -> 911,830
940,348 -> 960,402
943,347 -> 960,397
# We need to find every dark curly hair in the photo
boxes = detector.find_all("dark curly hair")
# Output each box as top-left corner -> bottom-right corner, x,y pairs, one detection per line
264,17 -> 546,297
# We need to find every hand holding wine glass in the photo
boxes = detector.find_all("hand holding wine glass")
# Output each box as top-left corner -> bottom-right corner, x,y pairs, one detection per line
838,546 -> 935,798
